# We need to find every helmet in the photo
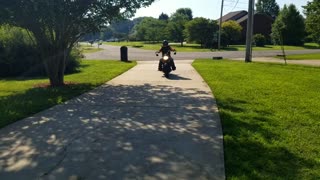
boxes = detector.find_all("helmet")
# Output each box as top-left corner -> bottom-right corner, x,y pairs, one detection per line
162,40 -> 169,46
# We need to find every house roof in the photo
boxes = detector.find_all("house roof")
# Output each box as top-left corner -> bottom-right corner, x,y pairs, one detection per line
236,13 -> 274,24
218,10 -> 248,22
237,14 -> 248,23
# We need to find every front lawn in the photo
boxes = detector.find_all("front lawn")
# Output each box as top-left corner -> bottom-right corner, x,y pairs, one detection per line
0,60 -> 136,128
193,60 -> 320,179
282,53 -> 320,60
103,41 -> 320,52
79,44 -> 104,53
229,43 -> 320,51
104,41 -> 210,52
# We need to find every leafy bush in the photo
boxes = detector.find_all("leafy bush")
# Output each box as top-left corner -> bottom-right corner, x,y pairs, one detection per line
221,20 -> 242,46
0,25 -> 81,77
254,34 -> 266,47
65,48 -> 82,74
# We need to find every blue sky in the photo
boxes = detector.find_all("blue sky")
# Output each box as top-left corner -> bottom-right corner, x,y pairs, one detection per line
134,0 -> 308,19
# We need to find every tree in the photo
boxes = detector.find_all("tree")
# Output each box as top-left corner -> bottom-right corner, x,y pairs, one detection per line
271,4 -> 305,46
185,17 -> 219,48
109,19 -> 135,41
159,13 -> 169,21
176,8 -> 193,20
304,0 -> 320,45
0,0 -> 155,86
167,13 -> 189,46
165,9 -> 193,46
256,0 -> 280,19
221,20 -> 242,46
135,17 -> 167,42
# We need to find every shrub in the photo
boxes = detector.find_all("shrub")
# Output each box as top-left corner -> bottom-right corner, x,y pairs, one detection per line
221,20 -> 242,46
254,34 -> 266,47
0,25 -> 81,77
65,48 -> 82,74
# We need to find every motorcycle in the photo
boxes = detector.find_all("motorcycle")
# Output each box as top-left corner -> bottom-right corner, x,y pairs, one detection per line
156,51 -> 176,78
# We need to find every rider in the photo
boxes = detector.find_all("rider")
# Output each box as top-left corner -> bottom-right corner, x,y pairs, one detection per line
156,40 -> 176,71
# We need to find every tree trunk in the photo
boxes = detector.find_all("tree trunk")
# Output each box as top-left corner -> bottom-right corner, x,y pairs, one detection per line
44,48 -> 67,87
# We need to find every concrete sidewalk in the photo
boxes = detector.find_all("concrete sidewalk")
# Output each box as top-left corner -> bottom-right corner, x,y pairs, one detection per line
0,60 -> 225,180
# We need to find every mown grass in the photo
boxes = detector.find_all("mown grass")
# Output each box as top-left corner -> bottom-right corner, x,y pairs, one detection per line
79,44 -> 104,53
0,60 -> 136,128
103,41 -> 320,52
280,53 -> 320,60
104,41 -> 210,52
192,59 -> 320,179
228,43 -> 320,51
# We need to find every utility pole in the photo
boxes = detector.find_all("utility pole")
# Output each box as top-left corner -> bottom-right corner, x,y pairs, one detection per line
245,0 -> 255,62
218,0 -> 224,51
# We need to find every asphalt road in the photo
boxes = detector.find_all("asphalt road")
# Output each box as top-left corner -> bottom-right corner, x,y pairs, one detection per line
84,44 -> 320,61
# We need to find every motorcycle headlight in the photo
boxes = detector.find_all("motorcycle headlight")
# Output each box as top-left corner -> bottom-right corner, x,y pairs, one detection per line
163,56 -> 169,60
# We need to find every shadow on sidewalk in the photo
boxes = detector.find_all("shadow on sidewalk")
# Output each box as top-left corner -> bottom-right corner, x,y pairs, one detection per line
0,83 -> 224,179
166,74 -> 192,80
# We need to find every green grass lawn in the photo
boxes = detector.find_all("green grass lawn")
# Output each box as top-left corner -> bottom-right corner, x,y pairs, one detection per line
280,53 -> 320,60
79,44 -> 104,53
192,60 -> 320,179
104,41 -> 210,52
0,60 -> 136,128
103,41 -> 320,52
229,43 -> 320,51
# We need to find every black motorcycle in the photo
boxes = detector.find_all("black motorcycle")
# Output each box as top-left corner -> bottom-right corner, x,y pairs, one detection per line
156,51 -> 176,78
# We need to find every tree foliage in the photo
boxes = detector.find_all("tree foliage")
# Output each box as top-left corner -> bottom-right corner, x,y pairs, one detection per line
0,24 -> 80,77
159,13 -> 169,21
175,8 -> 193,20
304,0 -> 320,45
271,4 -> 305,46
135,17 -> 167,42
253,34 -> 266,47
0,0 -> 155,86
256,0 -> 280,19
185,17 -> 218,48
167,13 -> 189,46
221,20 -> 242,46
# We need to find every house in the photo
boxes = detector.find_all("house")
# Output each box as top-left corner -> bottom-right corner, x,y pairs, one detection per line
218,11 -> 274,43
220,10 -> 248,22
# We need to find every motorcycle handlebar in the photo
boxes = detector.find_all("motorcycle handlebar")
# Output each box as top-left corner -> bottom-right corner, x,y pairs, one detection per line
155,51 -> 177,56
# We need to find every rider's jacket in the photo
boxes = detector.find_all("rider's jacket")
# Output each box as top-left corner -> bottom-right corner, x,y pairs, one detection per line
159,45 -> 174,56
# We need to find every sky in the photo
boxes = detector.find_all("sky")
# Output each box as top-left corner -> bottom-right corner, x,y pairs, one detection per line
133,0 -> 308,20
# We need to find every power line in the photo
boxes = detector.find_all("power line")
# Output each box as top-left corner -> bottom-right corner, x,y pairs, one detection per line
223,0 -> 248,14
231,0 -> 240,11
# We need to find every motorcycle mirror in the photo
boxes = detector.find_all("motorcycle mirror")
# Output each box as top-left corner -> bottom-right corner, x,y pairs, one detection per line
174,52 -> 177,55
156,54 -> 159,56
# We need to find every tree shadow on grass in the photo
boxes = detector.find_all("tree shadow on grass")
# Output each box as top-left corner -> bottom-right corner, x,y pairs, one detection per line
258,45 -> 273,49
222,47 -> 239,51
0,83 -> 95,128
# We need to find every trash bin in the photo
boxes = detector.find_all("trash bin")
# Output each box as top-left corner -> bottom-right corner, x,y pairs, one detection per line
120,46 -> 128,61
